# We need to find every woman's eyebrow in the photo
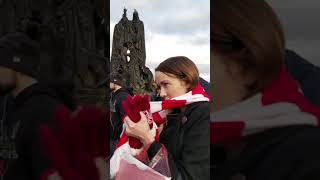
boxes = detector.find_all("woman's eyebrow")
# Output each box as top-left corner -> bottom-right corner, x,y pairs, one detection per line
159,80 -> 169,85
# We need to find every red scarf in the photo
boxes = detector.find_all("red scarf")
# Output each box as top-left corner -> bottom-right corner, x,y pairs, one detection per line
211,66 -> 320,144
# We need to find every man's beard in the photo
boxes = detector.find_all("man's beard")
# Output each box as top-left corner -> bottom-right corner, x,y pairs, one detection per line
0,83 -> 15,95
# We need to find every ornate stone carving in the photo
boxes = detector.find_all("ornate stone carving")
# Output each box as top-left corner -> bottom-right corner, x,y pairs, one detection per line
0,0 -> 109,107
111,8 -> 153,95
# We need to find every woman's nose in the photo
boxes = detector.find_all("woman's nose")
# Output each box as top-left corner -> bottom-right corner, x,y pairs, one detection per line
160,88 -> 167,98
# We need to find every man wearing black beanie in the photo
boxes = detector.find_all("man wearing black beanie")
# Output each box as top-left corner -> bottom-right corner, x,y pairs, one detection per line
109,72 -> 134,155
0,32 -> 72,180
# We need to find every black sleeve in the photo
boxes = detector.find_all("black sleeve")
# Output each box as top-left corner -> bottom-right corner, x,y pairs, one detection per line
115,93 -> 130,119
175,108 -> 210,180
234,126 -> 320,180
18,97 -> 60,179
276,127 -> 320,180
147,141 -> 162,160
285,49 -> 320,106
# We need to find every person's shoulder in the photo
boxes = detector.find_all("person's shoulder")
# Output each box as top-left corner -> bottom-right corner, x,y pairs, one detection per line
115,90 -> 129,96
253,126 -> 320,160
186,101 -> 210,114
20,87 -> 65,115
114,89 -> 133,101
229,126 -> 320,180
253,126 -> 320,178
19,96 -> 61,121
184,102 -> 210,126
115,88 -> 131,96
288,126 -> 320,152
26,92 -> 61,107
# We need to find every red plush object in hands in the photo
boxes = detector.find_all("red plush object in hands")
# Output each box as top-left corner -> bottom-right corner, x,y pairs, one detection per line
122,96 -> 142,122
122,95 -> 152,150
39,105 -> 108,180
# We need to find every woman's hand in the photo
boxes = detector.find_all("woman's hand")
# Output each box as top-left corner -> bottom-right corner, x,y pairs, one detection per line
124,112 -> 155,145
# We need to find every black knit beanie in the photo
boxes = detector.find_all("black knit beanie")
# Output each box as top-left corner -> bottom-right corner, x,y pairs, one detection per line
0,32 -> 40,78
110,72 -> 125,87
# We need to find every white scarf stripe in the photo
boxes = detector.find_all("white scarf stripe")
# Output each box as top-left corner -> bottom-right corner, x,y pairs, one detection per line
211,93 -> 318,137
150,94 -> 209,114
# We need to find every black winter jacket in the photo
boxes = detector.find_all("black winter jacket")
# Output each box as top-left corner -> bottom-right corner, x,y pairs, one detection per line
212,125 -> 320,180
110,87 -> 134,140
148,101 -> 210,180
286,49 -> 320,106
0,83 -> 72,180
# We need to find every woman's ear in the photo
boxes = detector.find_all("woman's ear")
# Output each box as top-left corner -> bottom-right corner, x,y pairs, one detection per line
180,79 -> 190,92
223,61 -> 258,100
243,72 -> 258,95
226,61 -> 256,88
239,66 -> 256,83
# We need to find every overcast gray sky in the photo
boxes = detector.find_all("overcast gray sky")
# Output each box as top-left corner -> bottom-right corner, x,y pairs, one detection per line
267,0 -> 320,66
110,0 -> 210,81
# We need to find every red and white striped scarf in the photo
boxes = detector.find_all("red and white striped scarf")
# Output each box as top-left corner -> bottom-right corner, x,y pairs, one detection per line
150,83 -> 211,126
116,84 -> 210,152
211,66 -> 320,144
111,84 -> 210,178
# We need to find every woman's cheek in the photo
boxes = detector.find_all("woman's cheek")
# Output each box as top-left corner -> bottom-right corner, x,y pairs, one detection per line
167,87 -> 174,98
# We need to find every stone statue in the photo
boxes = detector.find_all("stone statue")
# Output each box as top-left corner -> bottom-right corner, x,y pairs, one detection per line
110,8 -> 153,95
0,0 -> 109,107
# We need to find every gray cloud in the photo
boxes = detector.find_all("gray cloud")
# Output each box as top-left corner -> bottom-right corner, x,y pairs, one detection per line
197,64 -> 211,75
267,0 -> 320,9
146,62 -> 210,75
146,10 -> 210,36
266,0 -> 320,41
177,34 -> 210,46
272,8 -> 320,41
111,0 -> 210,45
111,0 -> 210,81
146,63 -> 210,83
287,40 -> 320,66
266,0 -> 320,66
